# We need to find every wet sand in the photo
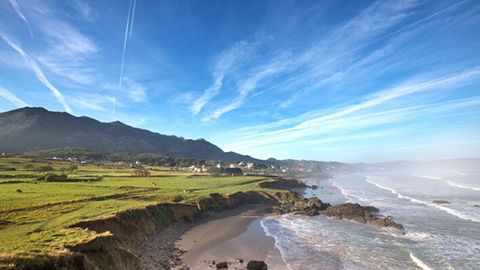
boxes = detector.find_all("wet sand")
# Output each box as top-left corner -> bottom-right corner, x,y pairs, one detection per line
176,207 -> 287,269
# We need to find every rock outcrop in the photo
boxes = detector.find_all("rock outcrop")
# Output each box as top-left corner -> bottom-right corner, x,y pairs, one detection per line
273,197 -> 331,216
257,178 -> 306,190
370,216 -> 405,232
432,200 -> 450,204
196,191 -> 277,212
247,260 -> 268,270
216,261 -> 228,269
325,203 -> 405,233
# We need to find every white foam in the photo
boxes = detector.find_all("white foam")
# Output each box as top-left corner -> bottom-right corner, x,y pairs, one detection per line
413,174 -> 443,180
261,216 -> 345,269
329,179 -> 368,203
366,177 -> 424,204
410,252 -> 433,270
260,218 -> 295,270
404,232 -> 433,242
446,180 -> 480,192
366,178 -> 480,223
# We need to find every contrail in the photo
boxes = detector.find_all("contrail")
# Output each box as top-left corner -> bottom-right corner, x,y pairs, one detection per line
1,34 -> 71,112
115,0 -> 137,115
118,0 -> 138,89
0,85 -> 29,107
129,0 -> 137,37
8,0 -> 33,38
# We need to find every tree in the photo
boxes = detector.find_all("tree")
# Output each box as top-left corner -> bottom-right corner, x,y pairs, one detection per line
224,167 -> 243,176
209,166 -> 222,174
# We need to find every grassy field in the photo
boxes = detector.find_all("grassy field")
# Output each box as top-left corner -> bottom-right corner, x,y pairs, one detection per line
0,155 -> 271,260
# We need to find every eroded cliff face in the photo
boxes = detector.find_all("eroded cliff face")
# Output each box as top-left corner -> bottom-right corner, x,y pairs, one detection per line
70,191 -> 292,270
2,178 -> 406,270
2,175 -> 313,270
2,189 -> 295,270
70,203 -> 202,270
0,253 -> 90,270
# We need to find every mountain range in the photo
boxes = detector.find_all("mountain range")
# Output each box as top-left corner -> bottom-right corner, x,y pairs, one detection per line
0,107 -> 258,162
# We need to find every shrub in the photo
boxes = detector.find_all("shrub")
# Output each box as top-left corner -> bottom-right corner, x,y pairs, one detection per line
32,165 -> 54,173
172,195 -> 184,202
209,166 -> 223,174
40,173 -> 68,182
132,168 -> 150,177
23,164 -> 34,170
208,167 -> 243,176
66,165 -> 78,172
224,167 -> 243,176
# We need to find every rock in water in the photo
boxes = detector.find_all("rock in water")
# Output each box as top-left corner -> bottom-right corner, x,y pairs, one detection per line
370,216 -> 405,234
216,261 -> 228,269
247,260 -> 268,270
325,203 -> 405,234
324,203 -> 373,223
273,197 -> 331,216
432,200 -> 450,204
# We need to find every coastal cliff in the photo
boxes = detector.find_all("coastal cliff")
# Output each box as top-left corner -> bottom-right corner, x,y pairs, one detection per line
1,179 -> 306,270
2,177 -> 405,270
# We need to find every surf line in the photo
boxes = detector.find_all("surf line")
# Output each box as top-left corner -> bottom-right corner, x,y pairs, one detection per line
446,181 -> 480,192
409,252 -> 433,270
365,177 -> 480,223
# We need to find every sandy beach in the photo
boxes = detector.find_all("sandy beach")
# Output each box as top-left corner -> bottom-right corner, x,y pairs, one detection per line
176,206 -> 287,269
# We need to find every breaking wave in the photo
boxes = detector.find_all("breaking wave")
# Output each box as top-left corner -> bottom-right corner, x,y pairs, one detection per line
410,252 -> 433,270
414,175 -> 444,180
366,177 -> 480,223
446,181 -> 480,192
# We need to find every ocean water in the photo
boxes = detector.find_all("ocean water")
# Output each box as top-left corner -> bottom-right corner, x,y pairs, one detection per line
260,168 -> 480,269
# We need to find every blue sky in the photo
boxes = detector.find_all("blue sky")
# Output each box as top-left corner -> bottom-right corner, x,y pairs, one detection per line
0,0 -> 479,162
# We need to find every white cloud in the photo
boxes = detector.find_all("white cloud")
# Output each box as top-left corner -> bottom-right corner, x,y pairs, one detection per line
32,13 -> 99,85
36,56 -> 98,85
0,33 -> 72,112
256,0 -> 467,109
70,0 -> 95,21
122,77 -> 148,102
172,91 -> 195,105
203,55 -> 290,121
278,30 -> 416,109
190,41 -> 254,115
197,0 -> 423,119
8,0 -> 33,37
225,68 -> 480,152
68,93 -> 119,112
41,21 -> 98,57
0,86 -> 28,107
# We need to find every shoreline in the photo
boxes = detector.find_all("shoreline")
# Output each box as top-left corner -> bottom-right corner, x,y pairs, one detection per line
166,178 -> 315,269
140,203 -> 284,269
175,205 -> 286,270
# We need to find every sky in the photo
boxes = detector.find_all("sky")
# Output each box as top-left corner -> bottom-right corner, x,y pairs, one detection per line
0,0 -> 479,162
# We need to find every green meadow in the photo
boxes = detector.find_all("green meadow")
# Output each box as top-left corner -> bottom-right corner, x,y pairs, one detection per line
0,155 -> 270,260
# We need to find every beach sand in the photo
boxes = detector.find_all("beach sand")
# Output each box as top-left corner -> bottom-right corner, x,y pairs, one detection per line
177,206 -> 287,269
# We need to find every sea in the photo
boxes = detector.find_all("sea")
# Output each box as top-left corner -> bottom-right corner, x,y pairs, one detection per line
260,164 -> 480,269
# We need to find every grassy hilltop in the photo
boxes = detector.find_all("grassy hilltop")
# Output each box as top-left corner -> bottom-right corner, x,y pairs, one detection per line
0,155 -> 274,265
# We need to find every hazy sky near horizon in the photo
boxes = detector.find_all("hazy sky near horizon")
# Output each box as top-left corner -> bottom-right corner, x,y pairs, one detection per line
0,0 -> 479,162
